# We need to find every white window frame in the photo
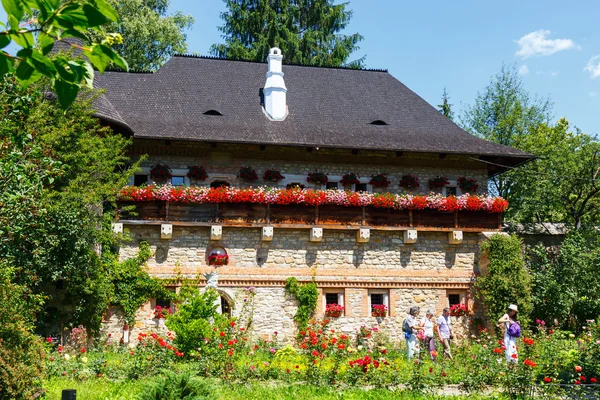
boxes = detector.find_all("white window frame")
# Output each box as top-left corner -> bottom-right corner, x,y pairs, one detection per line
442,180 -> 462,196
368,289 -> 389,314
322,289 -> 345,316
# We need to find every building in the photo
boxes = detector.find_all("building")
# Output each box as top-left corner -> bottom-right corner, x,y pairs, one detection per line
94,48 -> 532,341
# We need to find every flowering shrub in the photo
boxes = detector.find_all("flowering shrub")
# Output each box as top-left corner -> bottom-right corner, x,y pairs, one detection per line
307,171 -> 328,185
187,165 -> 208,181
208,254 -> 229,266
449,303 -> 467,317
154,305 -> 173,319
428,176 -> 449,189
238,166 -> 258,181
371,305 -> 387,317
340,172 -> 360,186
399,174 -> 419,189
458,177 -> 479,193
325,304 -> 344,318
118,185 -> 509,213
369,173 -> 391,188
150,164 -> 172,180
263,169 -> 285,182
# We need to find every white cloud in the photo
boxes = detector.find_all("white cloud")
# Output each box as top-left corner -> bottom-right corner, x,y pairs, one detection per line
515,30 -> 577,58
584,55 -> 600,79
535,70 -> 560,78
518,65 -> 529,75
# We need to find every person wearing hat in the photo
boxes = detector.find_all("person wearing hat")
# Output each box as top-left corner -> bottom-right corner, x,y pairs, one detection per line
420,308 -> 437,360
402,306 -> 424,359
498,304 -> 519,363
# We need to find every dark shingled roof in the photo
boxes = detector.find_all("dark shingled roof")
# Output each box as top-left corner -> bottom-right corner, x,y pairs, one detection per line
93,55 -> 533,174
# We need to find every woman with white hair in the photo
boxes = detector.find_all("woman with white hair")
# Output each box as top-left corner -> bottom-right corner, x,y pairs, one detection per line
402,306 -> 423,359
420,309 -> 437,360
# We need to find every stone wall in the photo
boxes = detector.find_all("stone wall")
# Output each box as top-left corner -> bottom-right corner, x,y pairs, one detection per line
130,140 -> 489,195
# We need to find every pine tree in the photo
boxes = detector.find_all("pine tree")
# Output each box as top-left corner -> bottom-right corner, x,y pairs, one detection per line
438,87 -> 454,120
210,0 -> 364,67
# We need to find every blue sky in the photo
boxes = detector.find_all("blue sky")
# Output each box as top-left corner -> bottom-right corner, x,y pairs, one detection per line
3,1 -> 600,134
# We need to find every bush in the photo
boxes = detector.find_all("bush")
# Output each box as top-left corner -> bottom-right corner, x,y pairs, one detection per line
136,371 -> 217,400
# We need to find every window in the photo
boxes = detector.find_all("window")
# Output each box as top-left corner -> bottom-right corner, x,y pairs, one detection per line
326,182 -> 338,190
171,176 -> 185,186
355,183 -> 368,192
448,294 -> 461,307
445,186 -> 458,196
368,290 -> 389,314
221,296 -> 232,316
134,174 -> 149,186
210,180 -> 230,189
286,182 -> 305,190
325,293 -> 340,305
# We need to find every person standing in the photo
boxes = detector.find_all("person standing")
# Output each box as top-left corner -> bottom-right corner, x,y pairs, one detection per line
403,306 -> 423,359
498,304 -> 519,363
420,309 -> 437,360
436,307 -> 453,360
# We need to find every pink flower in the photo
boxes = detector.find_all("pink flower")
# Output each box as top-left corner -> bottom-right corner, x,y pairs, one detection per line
250,365 -> 255,371
46,337 -> 53,343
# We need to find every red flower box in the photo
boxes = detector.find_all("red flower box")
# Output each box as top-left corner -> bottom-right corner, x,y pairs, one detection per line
208,254 -> 229,266
371,304 -> 387,317
369,174 -> 391,188
325,304 -> 344,317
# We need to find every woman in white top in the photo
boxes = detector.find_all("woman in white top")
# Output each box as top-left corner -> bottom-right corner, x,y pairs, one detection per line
420,309 -> 437,360
498,304 -> 518,363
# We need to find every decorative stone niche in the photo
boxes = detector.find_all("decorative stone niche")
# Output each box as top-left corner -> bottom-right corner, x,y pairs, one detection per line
448,230 -> 463,245
160,224 -> 172,239
112,222 -> 123,234
210,225 -> 223,241
357,228 -> 370,243
310,227 -> 323,242
403,229 -> 417,244
262,226 -> 274,241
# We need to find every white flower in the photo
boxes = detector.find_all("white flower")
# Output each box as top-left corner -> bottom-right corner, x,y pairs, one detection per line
64,354 -> 70,361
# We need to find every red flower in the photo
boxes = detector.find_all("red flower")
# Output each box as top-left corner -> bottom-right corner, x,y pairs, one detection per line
590,377 -> 597,383
442,371 -> 447,377
575,366 -> 583,373
80,347 -> 86,353
493,348 -> 503,354
219,332 -> 225,337
411,196 -> 428,210
46,337 -> 53,343
524,359 -> 536,367
338,344 -> 345,349
311,350 -> 319,357
543,377 -> 552,383
511,353 -> 518,359
574,380 -> 581,385
580,376 -> 586,382
230,321 -> 236,327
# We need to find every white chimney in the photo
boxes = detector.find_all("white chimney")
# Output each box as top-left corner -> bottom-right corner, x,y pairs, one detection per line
263,47 -> 287,121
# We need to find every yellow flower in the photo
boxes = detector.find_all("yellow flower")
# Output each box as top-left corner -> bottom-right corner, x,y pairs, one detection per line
81,356 -> 88,363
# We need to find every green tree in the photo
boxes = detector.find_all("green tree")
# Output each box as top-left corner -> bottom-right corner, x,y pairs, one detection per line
93,0 -> 194,71
460,64 -> 551,208
438,87 -> 453,120
528,230 -> 600,330
475,234 -> 532,327
211,0 -> 364,67
0,0 -> 128,109
508,119 -> 600,228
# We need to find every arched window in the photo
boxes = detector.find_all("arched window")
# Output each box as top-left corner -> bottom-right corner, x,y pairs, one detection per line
220,296 -> 232,316
210,180 -> 230,189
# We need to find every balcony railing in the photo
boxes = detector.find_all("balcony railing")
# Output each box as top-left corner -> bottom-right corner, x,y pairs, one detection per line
117,186 -> 505,231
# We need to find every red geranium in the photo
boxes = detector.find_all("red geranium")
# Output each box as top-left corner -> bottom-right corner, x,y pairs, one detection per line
238,166 -> 258,181
304,190 -> 327,206
458,177 -> 478,193
307,171 -> 328,185
543,377 -> 552,383
428,176 -> 449,189
325,304 -> 344,317
208,254 -> 229,266
466,195 -> 482,211
411,196 -> 428,210
150,164 -> 172,180
399,174 -> 419,189
187,165 -> 208,181
371,193 -> 395,208
369,173 -> 391,188
340,172 -> 360,186
263,169 -> 285,182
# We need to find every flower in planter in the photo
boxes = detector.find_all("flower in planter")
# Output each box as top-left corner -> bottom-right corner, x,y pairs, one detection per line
238,166 -> 259,181
307,171 -> 328,185
449,303 -> 467,317
399,174 -> 419,189
325,303 -> 344,317
371,304 -> 387,317
458,177 -> 478,193
187,165 -> 208,181
428,176 -> 449,189
150,164 -> 172,180
340,172 -> 360,186
154,305 -> 173,319
208,253 -> 229,266
263,169 -> 285,182
369,173 -> 391,188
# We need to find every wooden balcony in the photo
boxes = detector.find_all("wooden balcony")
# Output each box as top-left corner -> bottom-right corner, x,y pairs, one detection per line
117,201 -> 502,232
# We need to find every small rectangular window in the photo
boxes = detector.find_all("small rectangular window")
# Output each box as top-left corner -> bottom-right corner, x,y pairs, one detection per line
325,293 -> 340,305
326,182 -> 338,190
448,294 -> 461,306
155,297 -> 171,308
446,186 -> 457,196
355,183 -> 368,192
134,174 -> 148,186
171,176 -> 185,186
370,293 -> 384,307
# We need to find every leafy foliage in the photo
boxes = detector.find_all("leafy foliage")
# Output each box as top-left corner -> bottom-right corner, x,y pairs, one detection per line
285,277 -> 318,330
106,241 -> 173,326
136,370 -> 217,400
475,234 -> 533,326
90,0 -> 194,71
211,0 -> 364,68
438,87 -> 454,120
528,230 -> 600,330
0,0 -> 128,109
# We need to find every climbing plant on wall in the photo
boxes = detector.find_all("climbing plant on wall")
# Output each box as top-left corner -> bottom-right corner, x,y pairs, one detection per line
285,277 -> 318,331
